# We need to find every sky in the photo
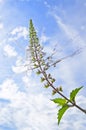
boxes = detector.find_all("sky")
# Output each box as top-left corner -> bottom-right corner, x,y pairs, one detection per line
0,0 -> 86,130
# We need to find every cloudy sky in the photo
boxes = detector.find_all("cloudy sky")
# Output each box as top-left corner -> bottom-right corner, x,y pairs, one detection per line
0,0 -> 86,130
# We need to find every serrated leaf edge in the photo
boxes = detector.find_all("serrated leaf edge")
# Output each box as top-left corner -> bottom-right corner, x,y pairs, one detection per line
70,86 -> 83,102
58,105 -> 69,125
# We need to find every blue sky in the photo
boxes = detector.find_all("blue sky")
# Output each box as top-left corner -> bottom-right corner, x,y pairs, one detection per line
0,0 -> 86,130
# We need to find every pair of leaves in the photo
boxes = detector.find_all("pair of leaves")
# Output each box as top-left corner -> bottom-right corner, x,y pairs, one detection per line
52,86 -> 83,125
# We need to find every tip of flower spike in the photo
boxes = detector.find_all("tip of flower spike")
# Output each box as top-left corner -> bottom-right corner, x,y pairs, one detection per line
29,19 -> 33,25
30,19 -> 32,22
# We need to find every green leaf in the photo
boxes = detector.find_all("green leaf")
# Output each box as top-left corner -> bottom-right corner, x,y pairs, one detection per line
58,86 -> 63,92
44,83 -> 50,88
58,105 -> 69,125
52,89 -> 57,95
34,64 -> 39,68
70,86 -> 83,102
51,78 -> 55,83
41,77 -> 45,82
52,98 -> 67,106
36,70 -> 41,75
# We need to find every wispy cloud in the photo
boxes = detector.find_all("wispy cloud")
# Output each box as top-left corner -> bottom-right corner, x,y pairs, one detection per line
45,11 -> 86,91
53,14 -> 86,49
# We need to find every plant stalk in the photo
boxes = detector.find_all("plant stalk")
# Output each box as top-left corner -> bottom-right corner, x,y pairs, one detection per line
34,43 -> 86,115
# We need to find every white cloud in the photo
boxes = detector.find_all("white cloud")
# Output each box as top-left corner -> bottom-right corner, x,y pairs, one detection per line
22,75 -> 32,86
0,74 -> 86,130
9,26 -> 28,41
0,78 -> 58,130
12,46 -> 34,74
12,65 -> 28,74
0,79 -> 19,100
12,56 -> 30,74
3,44 -> 17,57
0,23 -> 3,29
12,93 -> 56,130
